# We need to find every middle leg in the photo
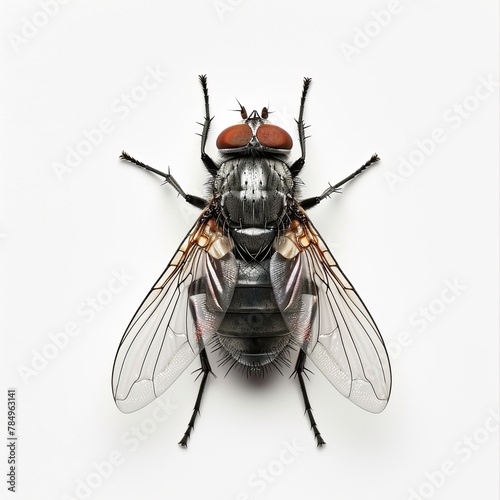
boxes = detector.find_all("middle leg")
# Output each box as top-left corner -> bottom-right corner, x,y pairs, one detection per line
120,151 -> 208,209
300,153 -> 380,210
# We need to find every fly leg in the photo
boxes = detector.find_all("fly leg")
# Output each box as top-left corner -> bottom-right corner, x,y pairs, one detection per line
289,77 -> 312,177
119,151 -> 208,209
179,349 -> 213,447
293,350 -> 326,447
300,153 -> 380,210
198,75 -> 219,177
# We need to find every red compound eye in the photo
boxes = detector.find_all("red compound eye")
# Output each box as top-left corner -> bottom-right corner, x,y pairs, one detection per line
216,124 -> 253,149
256,124 -> 293,150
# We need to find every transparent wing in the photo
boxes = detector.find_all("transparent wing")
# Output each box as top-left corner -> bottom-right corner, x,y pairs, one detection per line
112,219 -> 236,413
271,216 -> 391,413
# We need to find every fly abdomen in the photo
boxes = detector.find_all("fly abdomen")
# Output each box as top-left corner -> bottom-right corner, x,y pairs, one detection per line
215,259 -> 291,368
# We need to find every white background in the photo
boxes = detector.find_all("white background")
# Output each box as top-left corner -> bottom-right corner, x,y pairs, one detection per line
1,1 -> 498,499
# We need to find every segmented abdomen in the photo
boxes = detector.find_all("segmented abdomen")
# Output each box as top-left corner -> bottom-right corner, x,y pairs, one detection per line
216,258 -> 291,368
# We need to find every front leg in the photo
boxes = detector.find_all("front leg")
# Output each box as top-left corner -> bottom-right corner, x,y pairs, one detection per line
300,154 -> 380,210
289,77 -> 312,177
120,151 -> 208,209
197,75 -> 219,177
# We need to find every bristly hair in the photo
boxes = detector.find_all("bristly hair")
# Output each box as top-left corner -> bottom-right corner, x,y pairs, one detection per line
208,336 -> 298,378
